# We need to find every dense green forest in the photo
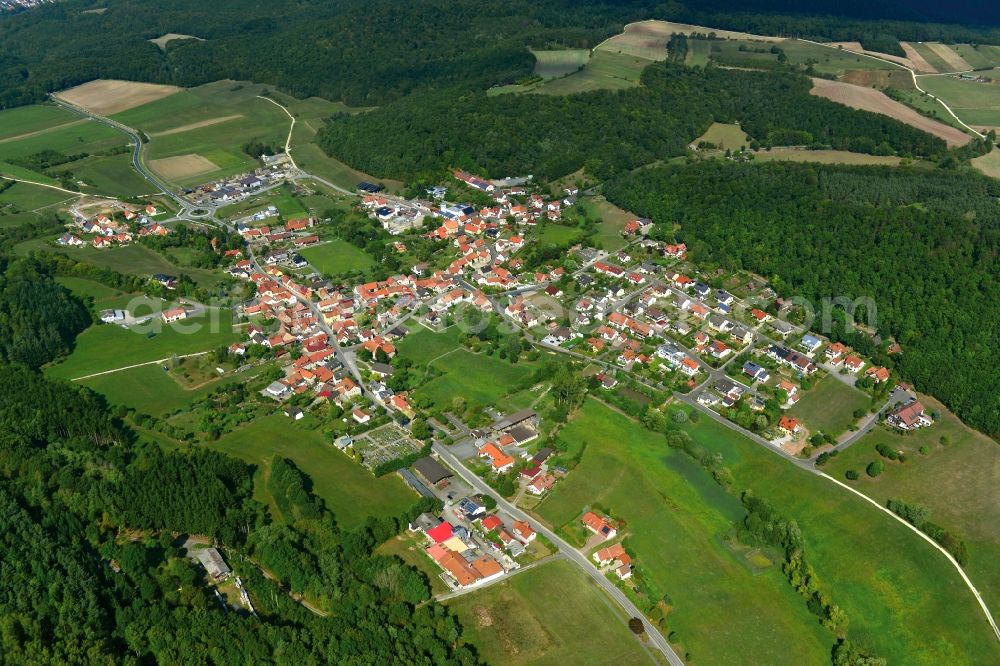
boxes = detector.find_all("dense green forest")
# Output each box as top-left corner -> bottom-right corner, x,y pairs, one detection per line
0,363 -> 479,663
5,0 -> 1000,109
318,63 -> 945,181
604,161 -> 1000,435
0,0 -> 652,108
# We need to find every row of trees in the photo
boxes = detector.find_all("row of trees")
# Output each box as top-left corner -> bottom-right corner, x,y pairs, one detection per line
318,62 -> 946,182
604,161 -> 1000,436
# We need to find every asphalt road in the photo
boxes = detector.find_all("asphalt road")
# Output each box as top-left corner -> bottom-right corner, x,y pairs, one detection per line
432,442 -> 685,666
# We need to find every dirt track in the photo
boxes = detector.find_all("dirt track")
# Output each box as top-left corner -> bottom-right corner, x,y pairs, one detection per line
810,78 -> 971,147
149,115 -> 242,137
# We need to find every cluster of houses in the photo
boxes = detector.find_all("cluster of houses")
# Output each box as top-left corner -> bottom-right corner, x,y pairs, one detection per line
472,410 -> 562,492
580,511 -> 634,579
184,162 -> 294,207
58,204 -> 166,248
410,502 -> 533,590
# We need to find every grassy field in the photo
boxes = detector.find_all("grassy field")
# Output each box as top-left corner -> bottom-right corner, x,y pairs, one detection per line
680,411 -> 1000,664
887,87 -> 967,129
447,558 -> 654,666
538,223 -> 582,248
207,414 -> 417,530
0,104 -> 81,141
951,43 -> 1000,70
693,122 -> 748,150
825,394 -> 1000,613
0,181 -> 75,213
80,362 -> 250,416
789,375 -> 871,437
534,51 -> 652,95
270,89 -> 403,194
0,116 -> 126,162
46,312 -> 239,379
112,81 -> 289,186
62,154 -> 153,197
535,399 -> 832,665
918,75 -> 1000,126
18,239 -> 224,287
582,196 -> 632,251
531,48 -> 591,79
397,326 -> 538,410
780,39 -> 901,76
299,239 -> 374,276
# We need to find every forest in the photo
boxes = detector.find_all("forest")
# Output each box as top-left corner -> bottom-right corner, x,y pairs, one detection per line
0,362 -> 481,663
318,62 -> 945,182
5,0 -> 1000,108
603,161 -> 1000,436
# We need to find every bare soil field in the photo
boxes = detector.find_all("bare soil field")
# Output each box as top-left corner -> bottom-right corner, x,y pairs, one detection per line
149,115 -> 243,137
900,42 -> 938,73
828,41 -> 917,70
841,69 -> 915,89
149,154 -> 219,180
0,119 -> 87,145
810,77 -> 971,146
971,148 -> 1000,178
149,33 -> 204,50
597,19 -> 780,61
926,43 -> 971,72
55,80 -> 181,115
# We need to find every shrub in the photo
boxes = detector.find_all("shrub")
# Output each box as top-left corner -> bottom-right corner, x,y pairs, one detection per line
628,618 -> 646,634
866,461 -> 885,477
845,469 -> 859,480
875,443 -> 899,460
919,445 -> 930,455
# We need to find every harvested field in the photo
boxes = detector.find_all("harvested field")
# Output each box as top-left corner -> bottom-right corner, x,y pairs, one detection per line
900,42 -> 938,73
149,115 -> 242,137
810,78 -> 971,146
149,154 -> 219,180
971,148 -> 1000,178
55,80 -> 181,115
149,33 -> 204,50
926,43 -> 971,72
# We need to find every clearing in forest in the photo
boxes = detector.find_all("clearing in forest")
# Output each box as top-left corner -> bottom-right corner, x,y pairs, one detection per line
149,33 -> 205,50
55,79 -> 181,115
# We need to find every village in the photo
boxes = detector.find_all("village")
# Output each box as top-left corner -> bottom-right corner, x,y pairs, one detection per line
47,161 -> 933,605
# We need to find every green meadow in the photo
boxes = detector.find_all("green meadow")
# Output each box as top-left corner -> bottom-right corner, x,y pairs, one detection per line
788,375 -> 871,438
535,399 -> 832,665
298,239 -> 374,276
206,414 -> 417,530
448,558 -> 654,666
46,312 -> 239,380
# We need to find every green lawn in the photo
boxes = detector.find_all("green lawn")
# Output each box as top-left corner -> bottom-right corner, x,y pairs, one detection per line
535,399 -> 832,665
680,412 -> 1000,664
396,325 -> 466,366
298,239 -> 374,276
376,533 -> 449,596
447,558 -> 654,666
789,375 -> 871,437
269,185 -> 308,218
56,276 -> 127,302
206,414 -> 417,530
46,312 -> 239,379
825,394 -> 1000,614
